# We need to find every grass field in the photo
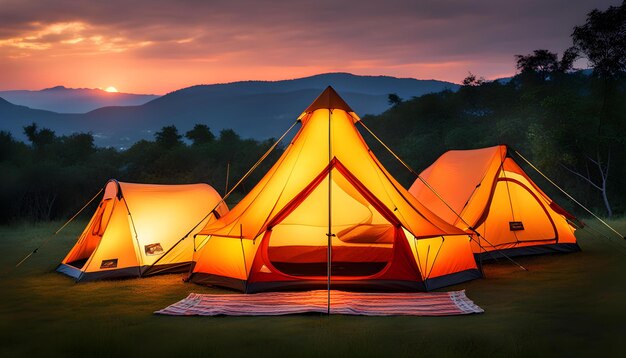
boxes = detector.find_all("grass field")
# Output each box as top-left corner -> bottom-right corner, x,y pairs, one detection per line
1,219 -> 625,357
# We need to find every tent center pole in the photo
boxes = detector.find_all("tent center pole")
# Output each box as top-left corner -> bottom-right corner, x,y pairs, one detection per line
327,107 -> 332,316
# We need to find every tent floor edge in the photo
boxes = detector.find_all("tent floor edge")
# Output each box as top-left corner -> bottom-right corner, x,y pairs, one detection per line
475,243 -> 581,261
141,262 -> 193,276
246,279 -> 427,293
57,266 -> 142,282
188,273 -> 247,292
57,263 -> 196,282
56,264 -> 82,280
422,268 -> 483,291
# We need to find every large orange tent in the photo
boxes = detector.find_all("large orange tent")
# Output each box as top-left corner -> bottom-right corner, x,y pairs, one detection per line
187,87 -> 481,293
408,145 -> 580,259
57,180 -> 228,281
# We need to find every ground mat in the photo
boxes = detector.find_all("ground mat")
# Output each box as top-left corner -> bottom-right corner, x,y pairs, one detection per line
155,290 -> 484,316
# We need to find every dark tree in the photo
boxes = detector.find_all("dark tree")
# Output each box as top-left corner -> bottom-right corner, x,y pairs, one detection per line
387,93 -> 403,106
154,125 -> 183,149
559,47 -> 580,72
60,133 -> 96,163
563,1 -> 626,217
462,72 -> 485,86
23,123 -> 56,149
218,129 -> 241,144
516,49 -> 579,81
515,49 -> 559,80
572,1 -> 626,78
186,124 -> 215,145
0,131 -> 18,162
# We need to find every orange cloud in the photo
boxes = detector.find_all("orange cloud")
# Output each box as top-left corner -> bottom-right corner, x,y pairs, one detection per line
0,0 -> 610,94
0,21 -> 153,58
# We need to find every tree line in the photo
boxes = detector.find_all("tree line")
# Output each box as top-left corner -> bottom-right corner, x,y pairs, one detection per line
0,124 -> 281,223
1,2 -> 623,223
373,1 -> 625,218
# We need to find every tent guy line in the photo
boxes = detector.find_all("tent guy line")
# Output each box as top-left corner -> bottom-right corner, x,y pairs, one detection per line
13,187 -> 104,270
186,87 -> 482,293
57,181 -> 228,281
358,120 -> 527,271
513,150 -> 625,240
10,87 -> 600,310
410,145 -> 580,261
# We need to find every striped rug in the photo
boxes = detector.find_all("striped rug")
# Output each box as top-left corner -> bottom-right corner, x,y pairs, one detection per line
155,290 -> 483,316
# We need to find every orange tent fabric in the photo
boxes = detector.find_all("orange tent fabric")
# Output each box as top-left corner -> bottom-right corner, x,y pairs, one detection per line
188,87 -> 480,292
409,145 -> 579,259
57,180 -> 228,281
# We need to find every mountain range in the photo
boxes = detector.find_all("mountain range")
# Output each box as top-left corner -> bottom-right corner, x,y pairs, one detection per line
0,86 -> 158,113
0,73 -> 460,148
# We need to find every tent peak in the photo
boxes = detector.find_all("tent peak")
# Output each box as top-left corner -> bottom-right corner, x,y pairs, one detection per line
303,86 -> 354,114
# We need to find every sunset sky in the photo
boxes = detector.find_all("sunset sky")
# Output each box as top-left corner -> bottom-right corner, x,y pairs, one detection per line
0,0 -> 619,94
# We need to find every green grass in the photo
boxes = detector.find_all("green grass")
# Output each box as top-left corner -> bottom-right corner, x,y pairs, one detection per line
1,219 -> 625,357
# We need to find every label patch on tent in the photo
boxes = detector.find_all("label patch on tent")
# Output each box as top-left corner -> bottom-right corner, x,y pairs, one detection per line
509,221 -> 525,231
145,243 -> 164,256
100,259 -> 118,269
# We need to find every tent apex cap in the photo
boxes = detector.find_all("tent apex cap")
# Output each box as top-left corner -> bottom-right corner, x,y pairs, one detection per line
303,86 -> 354,114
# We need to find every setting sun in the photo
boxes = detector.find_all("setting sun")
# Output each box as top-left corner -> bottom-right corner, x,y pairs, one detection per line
104,86 -> 118,93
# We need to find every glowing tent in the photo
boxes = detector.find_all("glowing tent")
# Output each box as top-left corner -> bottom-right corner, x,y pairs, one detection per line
187,87 -> 481,293
57,180 -> 229,281
408,145 -> 580,259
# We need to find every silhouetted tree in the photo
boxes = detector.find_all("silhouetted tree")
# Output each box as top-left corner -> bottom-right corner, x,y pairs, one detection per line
59,133 -> 96,163
462,72 -> 485,86
218,129 -> 241,145
0,131 -> 17,162
186,124 -> 215,145
515,48 -> 579,83
387,93 -> 403,106
559,47 -> 580,72
562,1 -> 626,217
515,50 -> 560,80
23,123 -> 56,149
572,1 -> 626,78
155,125 -> 183,149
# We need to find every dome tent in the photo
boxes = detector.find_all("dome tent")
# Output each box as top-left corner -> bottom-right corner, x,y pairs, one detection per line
57,180 -> 229,281
409,145 -> 580,259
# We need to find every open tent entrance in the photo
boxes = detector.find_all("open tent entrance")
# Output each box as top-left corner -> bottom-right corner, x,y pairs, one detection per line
189,87 -> 482,293
266,164 -> 396,278
63,197 -> 115,269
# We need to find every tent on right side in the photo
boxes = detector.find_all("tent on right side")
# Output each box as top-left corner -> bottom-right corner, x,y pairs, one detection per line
408,145 -> 581,259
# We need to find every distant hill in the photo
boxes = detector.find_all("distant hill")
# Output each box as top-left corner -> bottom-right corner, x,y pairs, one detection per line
0,86 -> 158,113
0,97 -> 79,132
0,73 -> 459,148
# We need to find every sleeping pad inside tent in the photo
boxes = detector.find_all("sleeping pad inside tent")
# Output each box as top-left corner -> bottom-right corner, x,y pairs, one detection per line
57,180 -> 229,281
186,87 -> 482,293
408,145 -> 580,259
